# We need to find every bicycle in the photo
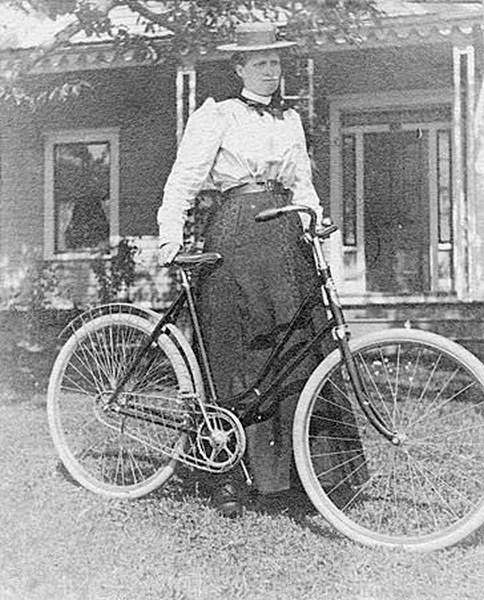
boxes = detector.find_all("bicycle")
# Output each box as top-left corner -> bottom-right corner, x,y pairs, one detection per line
47,204 -> 484,552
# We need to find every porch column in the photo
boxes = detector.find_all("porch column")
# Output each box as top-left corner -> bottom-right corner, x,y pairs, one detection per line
176,65 -> 196,146
452,45 -> 476,300
473,54 -> 484,299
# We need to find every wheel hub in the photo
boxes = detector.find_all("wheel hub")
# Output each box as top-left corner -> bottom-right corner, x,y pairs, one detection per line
391,432 -> 408,446
210,428 -> 231,447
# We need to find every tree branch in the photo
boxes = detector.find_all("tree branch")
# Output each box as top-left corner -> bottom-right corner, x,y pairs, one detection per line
125,0 -> 183,35
4,0 -> 120,83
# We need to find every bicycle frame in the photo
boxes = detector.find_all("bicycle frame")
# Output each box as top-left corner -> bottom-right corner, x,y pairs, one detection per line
107,220 -> 397,444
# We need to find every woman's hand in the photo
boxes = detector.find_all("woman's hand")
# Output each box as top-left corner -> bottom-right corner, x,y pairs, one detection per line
159,242 -> 181,266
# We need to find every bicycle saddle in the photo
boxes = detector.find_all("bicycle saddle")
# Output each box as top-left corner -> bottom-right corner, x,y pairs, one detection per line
174,252 -> 223,268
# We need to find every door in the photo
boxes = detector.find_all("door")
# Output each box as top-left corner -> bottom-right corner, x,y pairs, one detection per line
363,130 -> 430,294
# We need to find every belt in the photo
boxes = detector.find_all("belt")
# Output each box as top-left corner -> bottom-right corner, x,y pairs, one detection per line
224,180 -> 286,197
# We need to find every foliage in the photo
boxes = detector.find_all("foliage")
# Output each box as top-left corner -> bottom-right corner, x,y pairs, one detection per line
91,237 -> 138,303
1,1 -> 380,77
0,1 -> 381,106
0,248 -> 72,359
22,257 -> 60,313
0,247 -> 62,311
0,79 -> 92,109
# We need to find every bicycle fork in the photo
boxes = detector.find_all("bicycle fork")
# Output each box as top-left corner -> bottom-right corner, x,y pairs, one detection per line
311,236 -> 401,445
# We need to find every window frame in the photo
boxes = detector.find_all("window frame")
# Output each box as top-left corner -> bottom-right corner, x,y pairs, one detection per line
43,127 -> 120,260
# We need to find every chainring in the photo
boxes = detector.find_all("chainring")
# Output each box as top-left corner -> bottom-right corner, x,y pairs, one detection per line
190,405 -> 247,472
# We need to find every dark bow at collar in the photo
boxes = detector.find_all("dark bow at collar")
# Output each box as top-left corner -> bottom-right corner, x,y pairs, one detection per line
237,94 -> 294,120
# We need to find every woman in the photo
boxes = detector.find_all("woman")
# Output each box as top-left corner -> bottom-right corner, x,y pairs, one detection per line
158,22 -> 356,516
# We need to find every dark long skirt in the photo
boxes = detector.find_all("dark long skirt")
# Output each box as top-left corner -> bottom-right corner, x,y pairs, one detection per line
198,190 -> 362,494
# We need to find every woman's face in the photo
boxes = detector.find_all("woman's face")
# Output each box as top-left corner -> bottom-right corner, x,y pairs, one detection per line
235,50 -> 281,97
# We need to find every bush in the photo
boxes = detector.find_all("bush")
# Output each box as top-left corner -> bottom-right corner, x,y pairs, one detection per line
91,238 -> 138,303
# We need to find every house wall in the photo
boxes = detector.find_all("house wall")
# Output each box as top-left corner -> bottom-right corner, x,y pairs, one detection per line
0,64 -> 176,305
319,44 -> 453,96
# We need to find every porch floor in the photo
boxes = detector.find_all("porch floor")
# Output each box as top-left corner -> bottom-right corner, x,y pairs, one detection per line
343,301 -> 484,360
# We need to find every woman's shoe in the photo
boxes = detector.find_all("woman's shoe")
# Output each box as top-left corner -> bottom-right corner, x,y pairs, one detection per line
213,480 -> 245,518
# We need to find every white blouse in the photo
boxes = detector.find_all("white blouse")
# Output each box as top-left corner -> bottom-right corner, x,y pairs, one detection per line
158,93 -> 322,246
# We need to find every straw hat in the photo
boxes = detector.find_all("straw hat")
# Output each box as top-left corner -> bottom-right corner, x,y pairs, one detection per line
217,22 -> 297,52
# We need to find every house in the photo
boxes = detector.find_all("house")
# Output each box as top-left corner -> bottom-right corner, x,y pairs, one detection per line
1,1 -> 484,351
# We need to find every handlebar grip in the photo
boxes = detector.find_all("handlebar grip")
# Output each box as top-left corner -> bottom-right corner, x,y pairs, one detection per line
255,205 -> 339,240
317,224 -> 339,239
254,208 -> 283,222
255,204 -> 317,230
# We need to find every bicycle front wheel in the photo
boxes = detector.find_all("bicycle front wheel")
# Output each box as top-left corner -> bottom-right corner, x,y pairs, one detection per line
48,313 -> 196,498
293,328 -> 484,551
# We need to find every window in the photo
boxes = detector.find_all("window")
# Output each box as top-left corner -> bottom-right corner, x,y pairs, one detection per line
342,134 -> 357,247
44,129 -> 119,259
436,128 -> 453,291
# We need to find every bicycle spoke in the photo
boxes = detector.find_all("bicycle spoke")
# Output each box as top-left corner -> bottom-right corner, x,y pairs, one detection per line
92,325 -> 115,384
64,357 -> 100,393
356,352 -> 394,425
406,453 -> 461,521
310,447 -> 367,459
410,381 -> 477,429
318,383 -> 360,418
409,397 -> 484,429
376,450 -> 396,533
60,379 -> 93,397
406,451 -> 422,536
411,366 -> 460,427
309,412 -> 363,431
393,344 -> 401,423
70,345 -> 104,394
413,421 -> 484,443
379,346 -> 399,426
407,353 -> 442,426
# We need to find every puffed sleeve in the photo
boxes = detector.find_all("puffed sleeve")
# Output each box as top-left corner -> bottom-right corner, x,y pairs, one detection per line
290,113 -> 323,229
157,98 -> 225,246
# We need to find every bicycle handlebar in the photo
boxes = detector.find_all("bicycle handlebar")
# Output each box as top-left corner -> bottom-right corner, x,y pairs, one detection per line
254,204 -> 338,240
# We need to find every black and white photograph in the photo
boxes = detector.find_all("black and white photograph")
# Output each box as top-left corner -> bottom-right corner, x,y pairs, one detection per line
1,1 -> 484,598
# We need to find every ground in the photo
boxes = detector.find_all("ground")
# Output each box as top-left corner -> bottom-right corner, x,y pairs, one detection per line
1,390 -> 484,600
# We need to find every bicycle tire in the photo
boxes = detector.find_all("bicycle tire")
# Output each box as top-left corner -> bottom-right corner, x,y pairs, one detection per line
293,328 -> 484,551
48,313 -> 198,498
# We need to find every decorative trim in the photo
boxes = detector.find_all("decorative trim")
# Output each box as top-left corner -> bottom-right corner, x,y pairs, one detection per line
313,18 -> 482,52
0,41 -> 171,76
0,18 -> 481,76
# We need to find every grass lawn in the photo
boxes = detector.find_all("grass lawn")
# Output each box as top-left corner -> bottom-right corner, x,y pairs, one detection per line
1,394 -> 484,600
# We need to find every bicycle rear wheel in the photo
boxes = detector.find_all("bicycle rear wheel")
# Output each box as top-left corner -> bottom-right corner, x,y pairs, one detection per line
293,328 -> 484,551
48,313 -> 196,498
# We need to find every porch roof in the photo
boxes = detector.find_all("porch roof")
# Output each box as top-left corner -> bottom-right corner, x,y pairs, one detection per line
315,0 -> 483,49
0,0 -> 482,74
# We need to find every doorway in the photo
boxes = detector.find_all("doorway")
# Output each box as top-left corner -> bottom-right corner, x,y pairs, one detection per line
363,130 -> 430,294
